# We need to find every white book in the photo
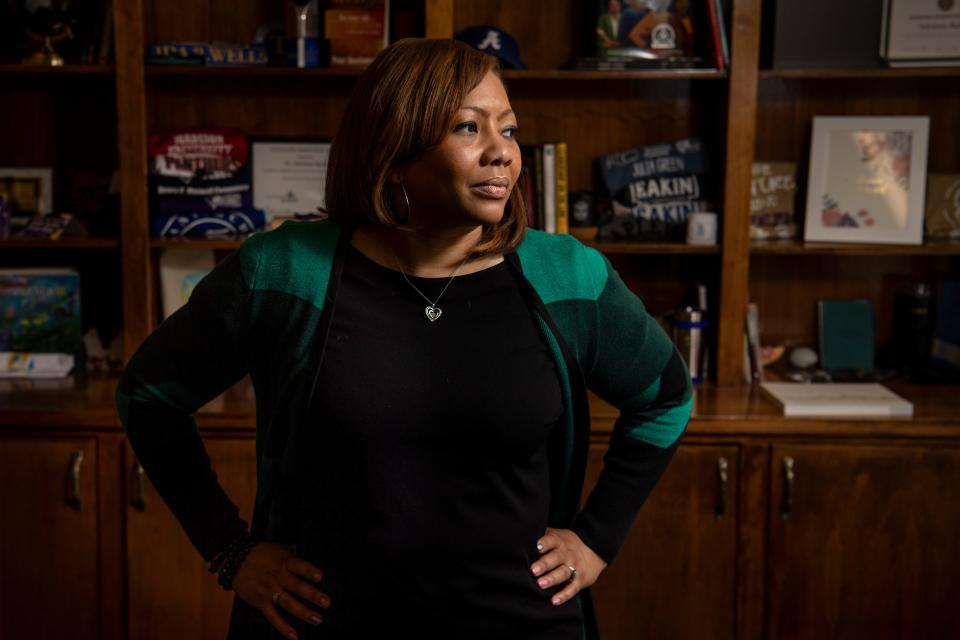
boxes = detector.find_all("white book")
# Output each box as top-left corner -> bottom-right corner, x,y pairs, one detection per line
0,352 -> 74,378
542,143 -> 556,234
760,382 -> 913,418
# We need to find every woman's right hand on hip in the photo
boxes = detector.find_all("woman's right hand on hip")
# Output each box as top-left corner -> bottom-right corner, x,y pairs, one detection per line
232,542 -> 330,640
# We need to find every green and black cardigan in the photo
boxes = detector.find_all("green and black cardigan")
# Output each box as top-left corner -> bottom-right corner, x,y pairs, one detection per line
116,219 -> 693,639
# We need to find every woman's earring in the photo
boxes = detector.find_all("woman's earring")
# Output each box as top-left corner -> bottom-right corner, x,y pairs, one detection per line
399,182 -> 412,225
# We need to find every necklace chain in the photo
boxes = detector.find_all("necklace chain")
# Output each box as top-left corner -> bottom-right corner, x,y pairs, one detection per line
397,255 -> 469,322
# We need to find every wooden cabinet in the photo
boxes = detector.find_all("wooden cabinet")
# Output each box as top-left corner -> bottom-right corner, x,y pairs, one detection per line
766,443 -> 960,640
125,436 -> 257,640
0,436 -> 100,640
584,441 -> 740,640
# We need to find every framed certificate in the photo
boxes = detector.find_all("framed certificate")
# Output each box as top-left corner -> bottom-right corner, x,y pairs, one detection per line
804,116 -> 929,245
881,0 -> 960,66
251,139 -> 331,220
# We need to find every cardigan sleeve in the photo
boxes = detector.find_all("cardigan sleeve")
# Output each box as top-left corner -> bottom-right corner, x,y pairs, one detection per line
571,254 -> 693,565
115,235 -> 263,561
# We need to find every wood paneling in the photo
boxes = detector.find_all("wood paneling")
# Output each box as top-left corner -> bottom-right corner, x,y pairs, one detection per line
114,0 -> 153,357
585,443 -> 740,640
767,444 -> 960,639
749,253 -> 958,348
142,0 -> 282,45
755,76 -> 960,175
146,77 -> 354,137
0,437 -> 100,640
505,79 -> 726,193
125,437 -> 257,640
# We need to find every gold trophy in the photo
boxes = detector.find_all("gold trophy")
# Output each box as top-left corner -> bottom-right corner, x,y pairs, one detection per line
8,0 -> 78,66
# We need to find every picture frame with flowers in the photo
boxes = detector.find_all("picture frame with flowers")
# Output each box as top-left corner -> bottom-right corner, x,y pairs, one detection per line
803,116 -> 929,245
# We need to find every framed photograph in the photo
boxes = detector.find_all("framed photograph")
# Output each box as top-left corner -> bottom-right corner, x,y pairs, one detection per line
0,168 -> 53,216
804,116 -> 929,245
251,139 -> 330,221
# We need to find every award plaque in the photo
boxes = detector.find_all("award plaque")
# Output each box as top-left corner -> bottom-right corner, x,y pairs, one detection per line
882,0 -> 960,66
251,140 -> 331,221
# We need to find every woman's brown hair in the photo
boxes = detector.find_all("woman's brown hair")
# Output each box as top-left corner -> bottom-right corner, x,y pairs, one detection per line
325,38 -> 526,256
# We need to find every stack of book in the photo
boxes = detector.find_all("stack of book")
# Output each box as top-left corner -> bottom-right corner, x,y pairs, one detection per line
519,143 -> 569,234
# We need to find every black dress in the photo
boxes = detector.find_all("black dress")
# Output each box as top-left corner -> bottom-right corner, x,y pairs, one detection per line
288,245 -> 584,639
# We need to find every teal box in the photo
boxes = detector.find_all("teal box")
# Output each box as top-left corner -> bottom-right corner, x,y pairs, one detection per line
0,269 -> 82,354
818,299 -> 874,371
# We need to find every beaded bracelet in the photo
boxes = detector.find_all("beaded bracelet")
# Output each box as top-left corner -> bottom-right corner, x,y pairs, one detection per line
208,531 -> 256,591
207,531 -> 251,575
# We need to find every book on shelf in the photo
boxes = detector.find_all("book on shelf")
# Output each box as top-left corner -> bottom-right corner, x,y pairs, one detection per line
555,142 -> 569,234
542,144 -> 557,234
0,352 -> 74,379
0,268 -> 82,367
325,0 -> 390,67
518,142 -> 569,234
750,162 -> 797,240
818,299 -> 875,372
932,281 -> 960,370
704,0 -> 723,71
745,301 -> 764,383
145,42 -> 268,66
924,174 -> 960,239
770,0 -> 884,68
760,382 -> 914,418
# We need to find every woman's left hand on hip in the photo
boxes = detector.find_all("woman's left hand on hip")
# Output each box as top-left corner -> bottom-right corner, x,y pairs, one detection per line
530,527 -> 608,606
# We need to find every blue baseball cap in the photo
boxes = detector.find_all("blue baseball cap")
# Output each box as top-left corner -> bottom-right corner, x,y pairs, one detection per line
455,26 -> 527,70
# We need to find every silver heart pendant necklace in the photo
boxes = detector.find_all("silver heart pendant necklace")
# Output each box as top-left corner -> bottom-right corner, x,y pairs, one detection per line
397,254 -> 469,323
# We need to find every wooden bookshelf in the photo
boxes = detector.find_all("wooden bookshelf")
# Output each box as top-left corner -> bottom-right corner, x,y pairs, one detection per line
0,237 -> 121,250
584,240 -> 721,255
750,239 -> 960,256
501,69 -> 727,81
759,67 -> 960,80
0,63 -> 115,75
4,3 -> 960,638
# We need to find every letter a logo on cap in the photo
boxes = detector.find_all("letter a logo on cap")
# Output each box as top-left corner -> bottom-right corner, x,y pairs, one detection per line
478,30 -> 502,51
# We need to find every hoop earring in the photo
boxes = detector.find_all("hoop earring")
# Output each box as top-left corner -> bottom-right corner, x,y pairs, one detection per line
398,182 -> 411,225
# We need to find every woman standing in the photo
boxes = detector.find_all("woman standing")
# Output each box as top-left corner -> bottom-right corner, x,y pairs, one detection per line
117,38 -> 692,639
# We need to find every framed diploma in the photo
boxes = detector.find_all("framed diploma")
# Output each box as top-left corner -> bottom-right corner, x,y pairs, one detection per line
251,139 -> 331,220
881,0 -> 960,66
804,116 -> 929,245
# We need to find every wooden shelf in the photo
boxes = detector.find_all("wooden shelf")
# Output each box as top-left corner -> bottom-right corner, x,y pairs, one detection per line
0,237 -> 120,250
588,384 -> 960,438
759,67 -> 960,80
0,63 -> 114,76
751,239 -> 960,256
502,69 -> 727,81
6,374 -> 960,437
145,65 -> 365,78
584,240 -> 721,255
143,66 -> 727,82
150,237 -> 250,250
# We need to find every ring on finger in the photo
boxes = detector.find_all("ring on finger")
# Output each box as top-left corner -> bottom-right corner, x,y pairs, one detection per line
272,590 -> 284,606
567,565 -> 577,581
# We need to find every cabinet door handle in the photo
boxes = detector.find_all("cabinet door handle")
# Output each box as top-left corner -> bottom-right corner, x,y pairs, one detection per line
781,456 -> 795,519
132,462 -> 147,512
68,450 -> 84,511
715,457 -> 729,520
